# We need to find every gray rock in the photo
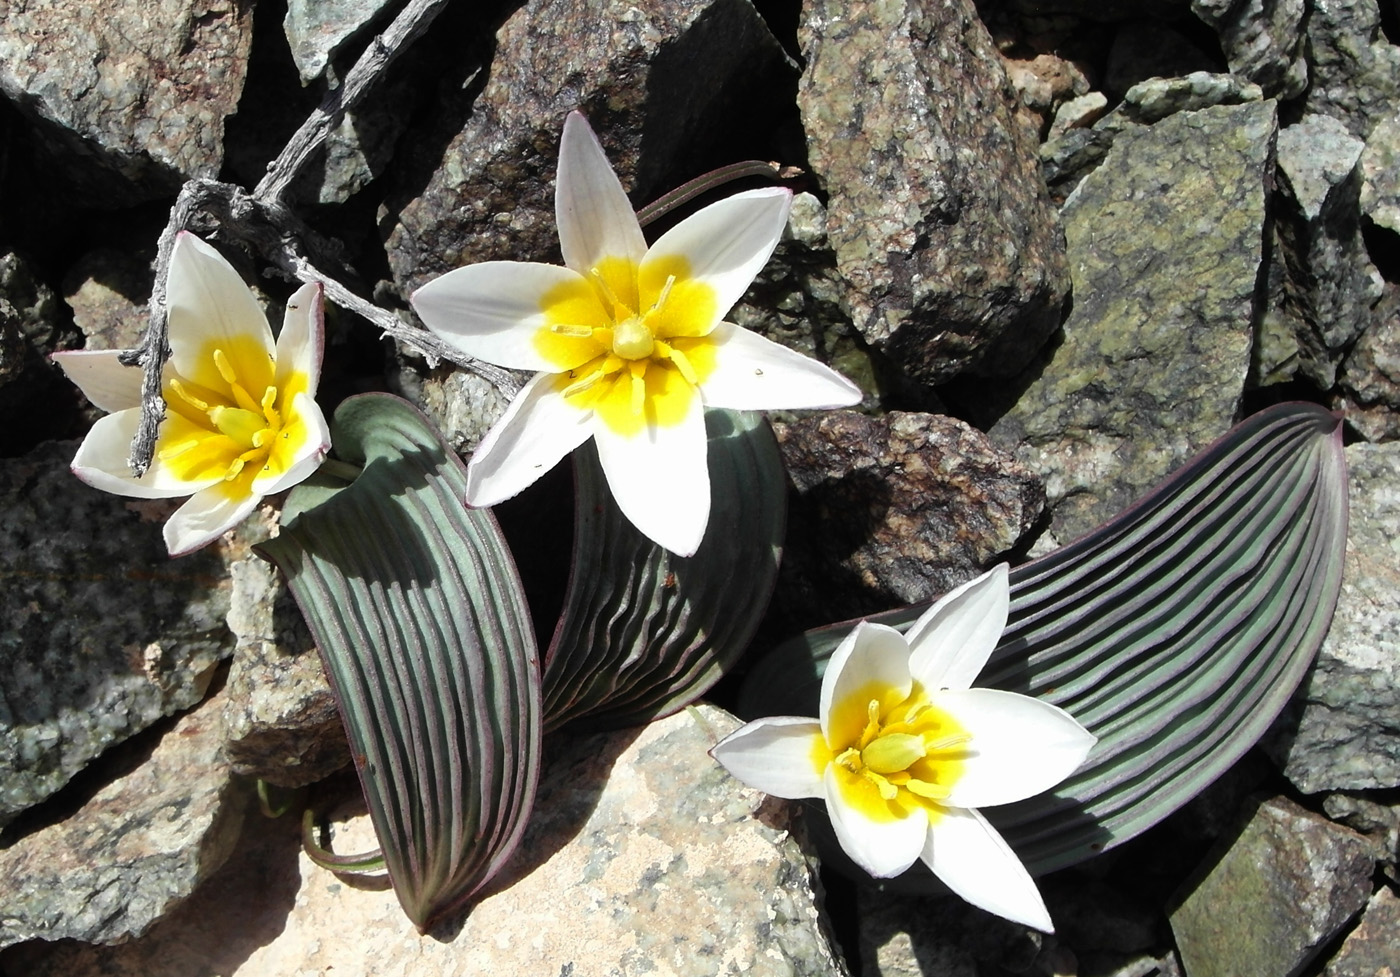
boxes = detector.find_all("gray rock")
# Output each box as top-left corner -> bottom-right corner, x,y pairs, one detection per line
61,248 -> 154,354
382,0 -> 795,295
1269,113 -> 1382,389
389,353 -> 522,459
1265,443 -> 1400,794
990,102 -> 1271,544
1338,283 -> 1400,441
1277,115 -> 1367,222
858,885 -> 1043,977
4,705 -> 847,976
1103,22 -> 1217,98
284,0 -> 396,84
1102,71 -> 1265,129
221,550 -> 348,788
726,194 -> 879,407
1040,126 -> 1117,202
1302,0 -> 1400,140
773,411 -> 1045,629
1169,796 -> 1375,977
1191,0 -> 1308,98
1323,885 -> 1400,977
1322,793 -> 1400,864
1360,108 -> 1400,234
0,250 -> 65,393
0,441 -> 234,830
0,688 -> 249,949
0,0 -> 254,202
797,0 -> 1069,384
1048,91 -> 1109,140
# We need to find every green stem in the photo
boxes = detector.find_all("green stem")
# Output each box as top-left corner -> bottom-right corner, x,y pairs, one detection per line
301,807 -> 387,873
318,458 -> 363,483
635,160 -> 799,227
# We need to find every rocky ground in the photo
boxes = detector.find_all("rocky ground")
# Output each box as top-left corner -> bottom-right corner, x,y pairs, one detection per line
0,0 -> 1398,975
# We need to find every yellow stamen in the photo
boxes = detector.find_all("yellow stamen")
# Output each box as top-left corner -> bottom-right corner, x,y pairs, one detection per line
550,324 -> 596,337
649,274 -> 677,313
213,349 -> 239,385
656,342 -> 699,385
156,437 -> 203,461
168,378 -> 209,412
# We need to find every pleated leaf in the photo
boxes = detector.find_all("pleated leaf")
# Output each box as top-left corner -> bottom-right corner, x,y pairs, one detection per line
737,402 -> 1348,876
543,409 -> 784,731
258,394 -> 541,929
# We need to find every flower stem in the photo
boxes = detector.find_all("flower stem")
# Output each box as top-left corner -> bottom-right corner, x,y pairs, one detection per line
635,160 -> 801,227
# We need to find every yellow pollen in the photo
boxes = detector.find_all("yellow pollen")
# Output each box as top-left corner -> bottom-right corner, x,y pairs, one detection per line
550,323 -> 596,338
825,681 -> 970,822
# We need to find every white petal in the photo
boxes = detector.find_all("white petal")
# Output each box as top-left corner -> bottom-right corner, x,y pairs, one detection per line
164,485 -> 262,557
466,373 -> 593,507
922,806 -> 1054,932
934,688 -> 1096,809
52,349 -> 143,413
824,766 -> 927,878
252,391 -> 332,496
275,282 -> 324,395
697,323 -> 863,411
70,410 -> 218,499
166,232 -> 275,389
907,564 -> 1010,692
592,396 -> 710,557
820,621 -> 913,748
642,187 -> 791,329
412,262 -> 591,372
556,111 -> 647,274
710,717 -> 827,799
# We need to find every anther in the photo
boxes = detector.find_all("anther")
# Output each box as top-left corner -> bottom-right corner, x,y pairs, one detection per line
656,342 -> 699,385
212,349 -> 239,385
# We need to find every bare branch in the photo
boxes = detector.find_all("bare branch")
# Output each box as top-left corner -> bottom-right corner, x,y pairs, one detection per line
254,0 -> 452,203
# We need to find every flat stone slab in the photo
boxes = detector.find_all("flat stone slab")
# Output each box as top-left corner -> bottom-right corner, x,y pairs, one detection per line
1169,796 -> 1374,977
5,704 -> 845,976
991,101 -> 1272,543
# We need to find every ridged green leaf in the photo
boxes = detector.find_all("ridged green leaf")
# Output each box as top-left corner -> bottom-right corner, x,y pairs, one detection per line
738,403 -> 1347,876
543,409 -> 784,731
258,394 -> 541,929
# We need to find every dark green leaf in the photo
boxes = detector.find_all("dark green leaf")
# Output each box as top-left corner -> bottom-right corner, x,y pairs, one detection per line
738,403 -> 1347,876
258,394 -> 541,929
543,409 -> 785,731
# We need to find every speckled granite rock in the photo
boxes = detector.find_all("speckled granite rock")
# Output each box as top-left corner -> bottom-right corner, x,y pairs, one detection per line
1360,108 -> 1400,234
284,0 -> 395,83
772,411 -> 1044,629
858,885 -> 1045,977
1271,113 -> 1383,388
1338,284 -> 1400,441
797,0 -> 1068,384
726,193 -> 879,406
0,441 -> 235,830
1264,443 -> 1400,793
0,250 -> 66,405
1191,0 -> 1307,99
0,688 -> 249,949
1301,0 -> 1400,139
61,248 -> 153,354
389,356 -> 517,458
382,0 -> 794,295
989,101 -> 1270,544
0,0 -> 253,201
1169,796 -> 1374,977
221,552 -> 348,788
1323,886 -> 1400,977
1100,72 -> 1265,129
5,705 -> 846,977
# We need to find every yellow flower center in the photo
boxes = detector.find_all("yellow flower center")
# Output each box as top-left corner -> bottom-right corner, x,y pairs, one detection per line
815,680 -> 970,824
534,254 -> 719,437
155,335 -> 309,495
